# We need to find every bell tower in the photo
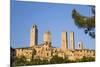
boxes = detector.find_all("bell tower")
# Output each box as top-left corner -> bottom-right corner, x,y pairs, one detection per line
30,25 -> 38,47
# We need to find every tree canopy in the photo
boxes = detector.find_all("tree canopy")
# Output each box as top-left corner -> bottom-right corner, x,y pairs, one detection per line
72,6 -> 95,38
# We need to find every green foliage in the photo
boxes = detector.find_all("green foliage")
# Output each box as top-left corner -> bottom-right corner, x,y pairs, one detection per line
14,56 -> 95,66
50,55 -> 65,64
80,56 -> 95,62
15,56 -> 26,66
72,6 -> 95,38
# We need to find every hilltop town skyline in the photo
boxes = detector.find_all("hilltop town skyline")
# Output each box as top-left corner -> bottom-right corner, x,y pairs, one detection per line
12,24 -> 95,66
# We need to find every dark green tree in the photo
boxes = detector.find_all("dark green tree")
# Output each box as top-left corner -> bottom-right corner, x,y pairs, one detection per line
15,56 -> 27,66
72,6 -> 95,38
50,55 -> 61,64
80,56 -> 95,62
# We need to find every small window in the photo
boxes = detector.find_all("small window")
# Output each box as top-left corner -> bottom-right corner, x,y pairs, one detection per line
46,48 -> 48,51
47,53 -> 49,56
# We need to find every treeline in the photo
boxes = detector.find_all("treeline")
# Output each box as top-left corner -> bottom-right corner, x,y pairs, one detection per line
11,55 -> 95,66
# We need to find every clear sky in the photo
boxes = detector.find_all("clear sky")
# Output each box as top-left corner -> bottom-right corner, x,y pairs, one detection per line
11,0 -> 95,49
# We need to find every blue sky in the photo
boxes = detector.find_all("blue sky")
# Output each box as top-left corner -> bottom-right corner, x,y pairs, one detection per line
11,0 -> 95,49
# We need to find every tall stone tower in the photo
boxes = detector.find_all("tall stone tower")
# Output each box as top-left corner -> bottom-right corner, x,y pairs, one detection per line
30,25 -> 38,47
61,32 -> 68,49
78,41 -> 83,49
43,31 -> 51,43
70,32 -> 75,50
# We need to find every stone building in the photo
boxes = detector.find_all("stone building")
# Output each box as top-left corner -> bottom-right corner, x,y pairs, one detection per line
78,41 -> 83,49
16,47 -> 35,60
70,32 -> 75,50
61,32 -> 68,50
30,25 -> 38,47
43,31 -> 51,43
15,24 -> 95,61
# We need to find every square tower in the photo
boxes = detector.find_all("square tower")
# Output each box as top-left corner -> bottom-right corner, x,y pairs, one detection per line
78,41 -> 83,49
30,25 -> 38,47
43,31 -> 51,43
70,32 -> 75,50
61,32 -> 68,49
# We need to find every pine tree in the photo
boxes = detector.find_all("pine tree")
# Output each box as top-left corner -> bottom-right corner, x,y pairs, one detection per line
72,6 -> 95,38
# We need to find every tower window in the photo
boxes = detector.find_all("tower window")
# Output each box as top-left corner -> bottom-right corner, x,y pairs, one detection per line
33,26 -> 34,28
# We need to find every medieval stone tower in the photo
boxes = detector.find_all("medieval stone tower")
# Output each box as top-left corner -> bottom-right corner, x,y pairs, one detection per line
78,41 -> 83,49
30,25 -> 38,47
70,32 -> 75,50
43,31 -> 51,43
61,32 -> 68,49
